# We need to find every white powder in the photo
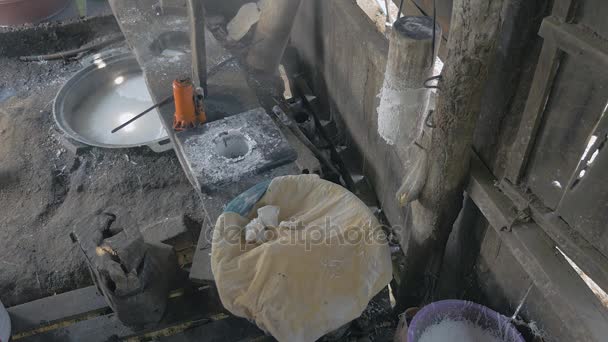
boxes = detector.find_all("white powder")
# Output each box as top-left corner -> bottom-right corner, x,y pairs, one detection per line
418,319 -> 502,342
245,205 -> 280,243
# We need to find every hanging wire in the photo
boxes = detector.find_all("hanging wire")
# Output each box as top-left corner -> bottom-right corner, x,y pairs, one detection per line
422,0 -> 442,92
384,0 -> 392,25
431,0 -> 436,67
423,75 -> 442,89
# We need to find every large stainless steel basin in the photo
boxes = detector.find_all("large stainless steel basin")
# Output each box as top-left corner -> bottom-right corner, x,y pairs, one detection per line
53,52 -> 171,152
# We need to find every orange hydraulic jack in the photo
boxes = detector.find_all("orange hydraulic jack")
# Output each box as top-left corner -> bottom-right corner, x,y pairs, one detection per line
172,77 -> 207,131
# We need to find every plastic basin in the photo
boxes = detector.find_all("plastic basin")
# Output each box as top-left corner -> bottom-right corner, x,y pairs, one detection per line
407,300 -> 524,342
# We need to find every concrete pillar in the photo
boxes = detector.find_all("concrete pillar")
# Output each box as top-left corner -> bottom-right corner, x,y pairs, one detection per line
377,16 -> 440,147
246,0 -> 303,74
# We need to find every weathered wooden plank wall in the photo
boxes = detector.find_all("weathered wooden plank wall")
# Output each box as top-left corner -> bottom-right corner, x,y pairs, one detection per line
505,0 -> 608,287
290,0 -> 608,340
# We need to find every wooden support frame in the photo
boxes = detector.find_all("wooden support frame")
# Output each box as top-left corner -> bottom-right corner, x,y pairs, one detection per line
395,0 -> 505,309
539,16 -> 608,68
498,179 -> 608,294
468,153 -> 608,341
505,0 -> 579,183
186,0 -> 207,94
7,286 -> 108,335
6,286 -> 252,341
503,0 -> 608,297
504,41 -> 562,183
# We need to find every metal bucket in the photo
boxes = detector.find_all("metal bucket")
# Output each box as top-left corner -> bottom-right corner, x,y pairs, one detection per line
0,0 -> 70,26
54,52 -> 172,152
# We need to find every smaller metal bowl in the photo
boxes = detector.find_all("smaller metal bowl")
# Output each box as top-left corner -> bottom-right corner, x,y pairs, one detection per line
54,53 -> 172,152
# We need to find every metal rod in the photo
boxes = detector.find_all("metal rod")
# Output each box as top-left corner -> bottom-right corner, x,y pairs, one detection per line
293,77 -> 356,191
272,98 -> 344,181
186,0 -> 207,96
431,0 -> 436,67
111,95 -> 174,133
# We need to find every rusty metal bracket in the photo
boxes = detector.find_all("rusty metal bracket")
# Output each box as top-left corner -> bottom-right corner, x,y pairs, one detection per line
497,178 -> 531,231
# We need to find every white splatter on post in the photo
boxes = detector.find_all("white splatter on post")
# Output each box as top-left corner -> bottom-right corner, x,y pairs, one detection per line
227,2 -> 261,42
377,16 -> 439,146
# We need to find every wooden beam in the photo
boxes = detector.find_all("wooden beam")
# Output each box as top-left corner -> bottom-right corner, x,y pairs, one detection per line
186,0 -> 207,94
8,286 -> 108,335
395,0 -> 505,309
530,201 -> 608,292
551,0 -> 576,20
189,221 -> 214,283
539,16 -> 608,68
468,154 -> 608,342
246,0 -> 304,73
12,286 -> 229,341
504,0 -> 576,183
504,40 -> 562,183
497,178 -> 608,293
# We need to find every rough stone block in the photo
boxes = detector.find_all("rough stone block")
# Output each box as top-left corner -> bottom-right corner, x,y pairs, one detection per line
72,209 -> 177,327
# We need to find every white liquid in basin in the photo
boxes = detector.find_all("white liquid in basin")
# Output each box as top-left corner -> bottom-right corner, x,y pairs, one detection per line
71,74 -> 168,146
418,319 -> 502,342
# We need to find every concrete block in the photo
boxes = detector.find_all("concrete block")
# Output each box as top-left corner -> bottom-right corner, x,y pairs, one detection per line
72,209 -> 177,327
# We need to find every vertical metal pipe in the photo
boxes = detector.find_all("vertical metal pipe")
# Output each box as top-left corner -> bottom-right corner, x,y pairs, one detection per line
186,0 -> 207,95
246,0 -> 303,74
384,0 -> 392,24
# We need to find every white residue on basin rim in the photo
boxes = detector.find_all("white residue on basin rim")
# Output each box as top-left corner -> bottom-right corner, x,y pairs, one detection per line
71,73 -> 167,146
418,319 -> 503,342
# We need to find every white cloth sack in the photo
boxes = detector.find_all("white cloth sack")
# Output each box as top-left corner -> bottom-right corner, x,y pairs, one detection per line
212,175 -> 392,342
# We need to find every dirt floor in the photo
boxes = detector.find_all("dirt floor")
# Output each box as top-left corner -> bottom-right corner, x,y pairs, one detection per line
0,22 -> 204,307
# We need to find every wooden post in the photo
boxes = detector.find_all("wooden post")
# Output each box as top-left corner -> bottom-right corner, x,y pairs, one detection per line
377,16 -> 439,148
246,0 -> 303,74
395,0 -> 505,310
186,0 -> 207,95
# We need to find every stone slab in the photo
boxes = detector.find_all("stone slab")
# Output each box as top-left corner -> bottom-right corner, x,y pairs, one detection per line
177,107 -> 297,191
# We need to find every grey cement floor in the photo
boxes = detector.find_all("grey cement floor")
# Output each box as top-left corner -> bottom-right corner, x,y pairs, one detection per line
0,19 -> 204,307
